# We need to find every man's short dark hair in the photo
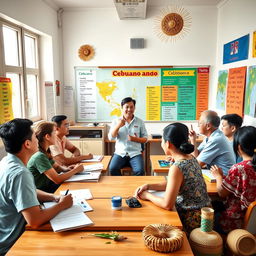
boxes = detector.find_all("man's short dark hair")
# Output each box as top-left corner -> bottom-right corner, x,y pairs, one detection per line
0,118 -> 33,154
51,115 -> 67,127
221,114 -> 243,129
121,97 -> 136,107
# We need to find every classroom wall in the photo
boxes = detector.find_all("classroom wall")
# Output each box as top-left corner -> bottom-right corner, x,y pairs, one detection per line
61,4 -> 218,133
0,0 -> 63,116
211,0 -> 256,126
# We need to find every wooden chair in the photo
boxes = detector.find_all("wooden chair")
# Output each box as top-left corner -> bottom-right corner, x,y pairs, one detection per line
244,201 -> 256,235
121,166 -> 132,176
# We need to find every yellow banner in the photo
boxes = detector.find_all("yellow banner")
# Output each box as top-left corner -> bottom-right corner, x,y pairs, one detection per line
163,70 -> 195,76
112,70 -> 159,77
253,31 -> 256,58
0,77 -> 14,124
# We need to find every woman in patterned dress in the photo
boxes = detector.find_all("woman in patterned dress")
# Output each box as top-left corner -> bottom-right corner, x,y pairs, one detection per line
211,126 -> 256,234
134,123 -> 211,234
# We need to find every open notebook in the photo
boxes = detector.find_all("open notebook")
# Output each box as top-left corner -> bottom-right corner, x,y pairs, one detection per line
81,155 -> 103,162
202,169 -> 216,183
43,202 -> 93,232
64,171 -> 101,182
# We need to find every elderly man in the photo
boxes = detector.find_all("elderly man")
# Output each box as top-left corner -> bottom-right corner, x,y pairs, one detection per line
189,110 -> 235,176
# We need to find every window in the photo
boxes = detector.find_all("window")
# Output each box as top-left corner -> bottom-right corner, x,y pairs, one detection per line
0,19 -> 41,120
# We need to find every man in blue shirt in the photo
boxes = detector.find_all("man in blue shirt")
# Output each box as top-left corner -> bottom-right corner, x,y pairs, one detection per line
0,119 -> 73,255
189,110 -> 235,176
108,97 -> 148,175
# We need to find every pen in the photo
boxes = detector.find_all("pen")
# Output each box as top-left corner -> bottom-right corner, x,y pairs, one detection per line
64,189 -> 69,196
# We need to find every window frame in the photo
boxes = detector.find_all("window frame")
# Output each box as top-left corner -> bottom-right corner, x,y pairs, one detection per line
0,18 -> 41,121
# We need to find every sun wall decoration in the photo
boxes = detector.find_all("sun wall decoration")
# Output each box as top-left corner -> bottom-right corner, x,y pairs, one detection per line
78,44 -> 95,61
154,6 -> 192,43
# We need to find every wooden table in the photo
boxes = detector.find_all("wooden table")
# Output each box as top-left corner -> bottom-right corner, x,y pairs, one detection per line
150,155 -> 217,195
8,231 -> 194,256
56,176 -> 165,198
82,155 -> 111,174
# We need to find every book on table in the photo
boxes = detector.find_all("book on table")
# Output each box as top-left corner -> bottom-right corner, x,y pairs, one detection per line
158,160 -> 171,167
43,202 -> 93,232
81,155 -> 104,162
64,170 -> 102,182
202,169 -> 216,183
82,163 -> 104,172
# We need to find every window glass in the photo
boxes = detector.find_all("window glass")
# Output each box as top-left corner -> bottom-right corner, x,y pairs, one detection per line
6,73 -> 22,117
26,74 -> 38,118
25,34 -> 36,68
3,26 -> 19,66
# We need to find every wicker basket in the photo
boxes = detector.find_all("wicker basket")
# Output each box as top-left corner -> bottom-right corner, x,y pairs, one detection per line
142,224 -> 184,253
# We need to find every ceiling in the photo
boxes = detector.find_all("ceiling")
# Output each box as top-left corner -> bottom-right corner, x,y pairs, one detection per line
44,0 -> 223,10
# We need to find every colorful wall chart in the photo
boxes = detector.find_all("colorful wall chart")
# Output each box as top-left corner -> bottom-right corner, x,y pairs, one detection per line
75,67 -> 209,122
0,77 -> 14,124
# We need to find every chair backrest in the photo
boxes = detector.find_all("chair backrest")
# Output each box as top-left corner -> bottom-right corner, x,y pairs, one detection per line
244,201 -> 256,235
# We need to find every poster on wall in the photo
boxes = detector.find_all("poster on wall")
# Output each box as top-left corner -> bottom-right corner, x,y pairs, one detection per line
244,65 -> 256,117
0,77 -> 14,124
216,70 -> 228,111
226,66 -> 247,116
253,31 -> 256,58
223,34 -> 249,64
75,67 -> 209,122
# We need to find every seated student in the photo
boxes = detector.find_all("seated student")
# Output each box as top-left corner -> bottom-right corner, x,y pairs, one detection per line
221,113 -> 243,163
210,126 -> 256,234
27,121 -> 84,193
108,97 -> 148,176
50,115 -> 93,165
134,123 -> 211,234
0,118 -> 73,255
189,110 -> 235,176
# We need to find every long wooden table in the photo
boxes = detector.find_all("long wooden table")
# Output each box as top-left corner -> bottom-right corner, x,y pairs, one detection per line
8,231 -> 193,255
57,176 -> 165,198
150,155 -> 217,195
27,176 -> 183,231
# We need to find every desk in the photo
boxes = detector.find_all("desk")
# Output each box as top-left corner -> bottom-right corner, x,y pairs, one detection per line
150,155 -> 217,195
27,176 -> 182,231
56,176 -> 165,198
8,231 -> 193,256
82,155 -> 111,174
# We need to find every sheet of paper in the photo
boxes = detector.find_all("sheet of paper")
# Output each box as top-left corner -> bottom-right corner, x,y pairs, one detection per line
60,189 -> 93,200
81,155 -> 103,162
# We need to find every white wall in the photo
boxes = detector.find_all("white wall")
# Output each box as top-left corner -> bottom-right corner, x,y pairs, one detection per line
62,5 -> 218,133
211,0 -> 256,126
0,0 -> 63,116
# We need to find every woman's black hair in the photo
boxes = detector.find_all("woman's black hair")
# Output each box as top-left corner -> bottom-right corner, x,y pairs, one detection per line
163,122 -> 194,154
233,126 -> 256,170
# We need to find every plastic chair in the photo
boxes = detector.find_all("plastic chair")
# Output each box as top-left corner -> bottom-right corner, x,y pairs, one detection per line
244,201 -> 256,235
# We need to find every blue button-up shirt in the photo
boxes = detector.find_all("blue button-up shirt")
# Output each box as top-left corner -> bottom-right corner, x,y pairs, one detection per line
108,116 -> 148,158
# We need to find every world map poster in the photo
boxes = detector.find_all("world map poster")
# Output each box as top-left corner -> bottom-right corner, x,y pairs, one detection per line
75,67 -> 209,122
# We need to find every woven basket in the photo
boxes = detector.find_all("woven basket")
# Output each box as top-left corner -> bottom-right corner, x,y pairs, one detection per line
142,224 -> 184,253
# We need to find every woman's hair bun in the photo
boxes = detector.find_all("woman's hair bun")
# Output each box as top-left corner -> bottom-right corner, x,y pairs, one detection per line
179,142 -> 194,154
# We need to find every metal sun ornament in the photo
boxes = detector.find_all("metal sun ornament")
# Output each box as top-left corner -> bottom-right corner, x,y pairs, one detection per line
78,44 -> 95,61
154,6 -> 192,43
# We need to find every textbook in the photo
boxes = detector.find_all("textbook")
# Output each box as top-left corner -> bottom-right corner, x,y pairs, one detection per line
43,202 -> 93,232
81,155 -> 104,162
64,171 -> 101,182
202,169 -> 216,183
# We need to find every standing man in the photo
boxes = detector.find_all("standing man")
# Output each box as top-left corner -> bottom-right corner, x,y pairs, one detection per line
220,113 -> 243,163
189,110 -> 235,176
108,97 -> 148,176
0,118 -> 72,254
50,115 -> 93,166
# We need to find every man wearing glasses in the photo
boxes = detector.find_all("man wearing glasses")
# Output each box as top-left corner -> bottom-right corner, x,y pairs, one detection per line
50,115 -> 93,166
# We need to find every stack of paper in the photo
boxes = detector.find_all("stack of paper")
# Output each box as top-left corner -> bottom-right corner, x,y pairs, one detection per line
43,202 -> 93,232
82,163 -> 104,172
202,169 -> 216,183
81,155 -> 103,162
64,171 -> 101,182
